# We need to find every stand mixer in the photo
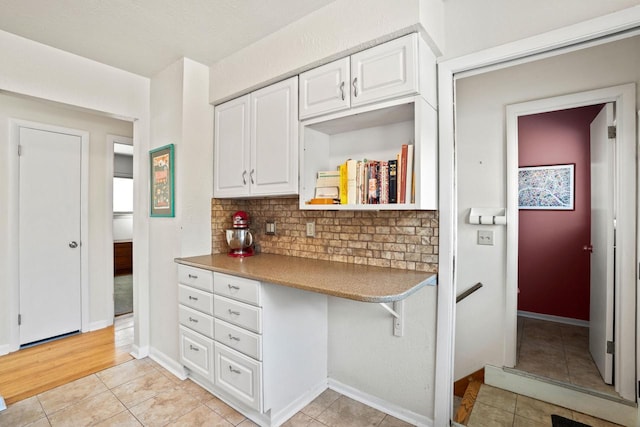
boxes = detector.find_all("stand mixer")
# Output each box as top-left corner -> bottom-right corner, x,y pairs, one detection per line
225,211 -> 254,257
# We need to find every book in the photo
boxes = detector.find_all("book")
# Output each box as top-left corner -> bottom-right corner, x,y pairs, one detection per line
314,186 -> 339,199
339,162 -> 347,204
405,144 -> 414,204
388,159 -> 397,203
316,176 -> 340,188
346,159 -> 357,204
317,170 -> 341,178
399,144 -> 408,203
379,161 -> 389,204
355,161 -> 364,204
367,160 -> 379,204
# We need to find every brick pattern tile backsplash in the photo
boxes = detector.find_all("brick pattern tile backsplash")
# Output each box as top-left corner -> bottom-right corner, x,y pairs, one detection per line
212,197 -> 438,273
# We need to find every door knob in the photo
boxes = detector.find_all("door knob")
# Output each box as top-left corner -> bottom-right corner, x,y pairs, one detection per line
583,244 -> 593,253
69,241 -> 78,248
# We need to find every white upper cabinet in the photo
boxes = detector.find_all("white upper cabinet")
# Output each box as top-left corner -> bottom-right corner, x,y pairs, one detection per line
214,95 -> 251,197
299,58 -> 350,119
299,33 -> 430,120
214,77 -> 299,198
350,35 -> 417,107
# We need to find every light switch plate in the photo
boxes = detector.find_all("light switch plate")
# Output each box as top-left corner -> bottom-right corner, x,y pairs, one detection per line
478,230 -> 494,246
265,220 -> 276,235
306,221 -> 315,237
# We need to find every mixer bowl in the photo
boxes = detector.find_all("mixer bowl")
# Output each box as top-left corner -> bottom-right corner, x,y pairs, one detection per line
225,228 -> 253,250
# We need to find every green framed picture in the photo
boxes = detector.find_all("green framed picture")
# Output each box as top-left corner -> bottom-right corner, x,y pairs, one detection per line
149,144 -> 175,217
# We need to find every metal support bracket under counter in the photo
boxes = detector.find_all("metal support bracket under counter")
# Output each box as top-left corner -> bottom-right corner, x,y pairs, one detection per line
175,253 -> 437,337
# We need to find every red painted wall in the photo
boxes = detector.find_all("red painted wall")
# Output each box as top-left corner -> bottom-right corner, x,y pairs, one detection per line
518,105 -> 603,321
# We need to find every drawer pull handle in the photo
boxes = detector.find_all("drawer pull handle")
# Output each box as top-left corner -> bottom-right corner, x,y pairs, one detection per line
228,334 -> 240,341
228,284 -> 240,291
229,365 -> 241,374
188,274 -> 198,279
188,296 -> 198,301
189,345 -> 200,352
228,309 -> 240,316
189,317 -> 199,323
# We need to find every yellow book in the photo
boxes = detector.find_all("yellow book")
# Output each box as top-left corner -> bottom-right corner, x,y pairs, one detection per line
339,162 -> 347,204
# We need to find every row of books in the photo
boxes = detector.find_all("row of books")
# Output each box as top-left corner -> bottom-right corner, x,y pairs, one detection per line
311,143 -> 415,205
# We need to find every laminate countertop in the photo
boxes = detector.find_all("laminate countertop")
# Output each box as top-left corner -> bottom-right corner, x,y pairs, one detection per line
175,253 -> 437,303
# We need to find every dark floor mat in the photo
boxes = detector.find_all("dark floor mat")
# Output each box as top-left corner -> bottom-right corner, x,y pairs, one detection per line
551,415 -> 591,427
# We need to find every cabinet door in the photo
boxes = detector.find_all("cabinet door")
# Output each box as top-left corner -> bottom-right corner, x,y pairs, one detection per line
250,77 -> 299,196
180,326 -> 215,383
214,94 -> 251,198
299,58 -> 350,119
350,34 -> 418,108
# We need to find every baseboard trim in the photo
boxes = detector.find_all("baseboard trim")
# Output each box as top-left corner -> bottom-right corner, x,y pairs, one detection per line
327,379 -> 432,427
131,344 -> 149,359
517,310 -> 589,327
271,380 -> 327,426
149,347 -> 187,380
485,365 -> 636,426
89,319 -> 113,331
0,344 -> 10,356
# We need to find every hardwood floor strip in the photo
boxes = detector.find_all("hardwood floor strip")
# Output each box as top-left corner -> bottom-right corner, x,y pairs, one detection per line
0,325 -> 133,405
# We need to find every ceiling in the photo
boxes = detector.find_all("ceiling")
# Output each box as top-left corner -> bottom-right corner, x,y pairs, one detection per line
0,0 -> 336,77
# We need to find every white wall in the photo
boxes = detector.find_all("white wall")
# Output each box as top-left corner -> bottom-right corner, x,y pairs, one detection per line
0,29 -> 150,353
442,0 -> 640,59
148,58 -> 212,366
209,0 -> 443,104
0,92 -> 132,332
454,35 -> 640,379
328,286 -> 437,420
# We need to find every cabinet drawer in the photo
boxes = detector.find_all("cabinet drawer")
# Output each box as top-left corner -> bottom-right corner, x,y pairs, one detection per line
179,326 -> 214,383
214,343 -> 262,411
178,285 -> 213,315
179,305 -> 214,338
215,319 -> 262,361
214,272 -> 261,306
178,265 -> 213,292
214,295 -> 262,334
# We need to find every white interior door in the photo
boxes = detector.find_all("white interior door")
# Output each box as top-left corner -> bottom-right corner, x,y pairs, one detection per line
19,126 -> 82,345
588,103 -> 615,384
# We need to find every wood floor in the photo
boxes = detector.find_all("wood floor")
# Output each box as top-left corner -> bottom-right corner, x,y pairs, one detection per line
0,321 -> 133,405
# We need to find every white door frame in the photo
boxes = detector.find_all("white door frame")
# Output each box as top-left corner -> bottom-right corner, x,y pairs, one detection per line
505,84 -> 636,400
8,119 -> 90,351
107,134 -> 134,321
434,8 -> 640,426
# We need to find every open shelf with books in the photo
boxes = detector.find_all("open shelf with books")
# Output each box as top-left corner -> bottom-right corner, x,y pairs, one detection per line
299,96 -> 437,210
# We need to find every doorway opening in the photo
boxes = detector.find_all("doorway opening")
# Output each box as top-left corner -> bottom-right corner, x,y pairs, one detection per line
111,136 -> 134,352
505,85 -> 637,403
515,104 -> 618,395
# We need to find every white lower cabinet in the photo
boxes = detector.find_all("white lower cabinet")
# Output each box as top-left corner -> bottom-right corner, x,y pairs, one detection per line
215,342 -> 263,411
177,264 -> 328,427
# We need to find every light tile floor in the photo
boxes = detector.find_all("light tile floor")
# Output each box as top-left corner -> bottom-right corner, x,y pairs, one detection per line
1,314 -> 413,427
467,384 -> 623,427
516,317 -> 616,396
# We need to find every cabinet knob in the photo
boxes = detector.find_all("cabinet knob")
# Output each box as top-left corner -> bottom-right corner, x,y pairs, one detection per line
250,169 -> 255,184
229,365 -> 241,374
352,77 -> 358,97
228,334 -> 240,341
189,317 -> 198,323
340,81 -> 345,101
228,309 -> 241,316
188,274 -> 198,279
228,284 -> 240,291
189,345 -> 199,352
242,170 -> 247,185
188,295 -> 198,301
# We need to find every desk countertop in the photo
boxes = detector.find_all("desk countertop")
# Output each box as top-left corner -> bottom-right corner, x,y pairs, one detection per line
175,253 -> 436,303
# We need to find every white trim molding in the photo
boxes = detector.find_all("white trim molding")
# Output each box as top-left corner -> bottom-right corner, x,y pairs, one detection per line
517,311 -> 589,328
435,7 -> 640,426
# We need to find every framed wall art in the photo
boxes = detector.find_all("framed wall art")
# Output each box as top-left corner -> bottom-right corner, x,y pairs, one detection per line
518,164 -> 574,210
150,144 -> 175,217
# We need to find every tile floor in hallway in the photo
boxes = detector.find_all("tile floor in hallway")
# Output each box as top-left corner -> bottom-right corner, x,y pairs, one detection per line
0,348 -> 412,426
466,384 -> 623,427
516,317 -> 616,396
